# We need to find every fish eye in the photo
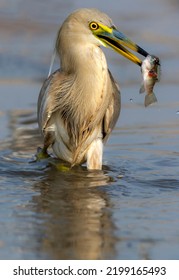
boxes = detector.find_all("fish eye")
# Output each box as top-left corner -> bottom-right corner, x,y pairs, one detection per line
89,22 -> 99,30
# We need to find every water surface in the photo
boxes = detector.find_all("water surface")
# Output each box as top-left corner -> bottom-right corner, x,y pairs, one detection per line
0,0 -> 179,259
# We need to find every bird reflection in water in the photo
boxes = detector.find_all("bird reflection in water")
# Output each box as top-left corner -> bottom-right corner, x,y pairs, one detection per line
32,167 -> 118,260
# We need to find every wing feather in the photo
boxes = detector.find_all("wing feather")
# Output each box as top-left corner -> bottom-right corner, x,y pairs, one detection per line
102,70 -> 121,143
37,69 -> 74,132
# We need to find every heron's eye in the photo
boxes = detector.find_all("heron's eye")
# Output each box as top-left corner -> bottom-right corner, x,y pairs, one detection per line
89,22 -> 99,30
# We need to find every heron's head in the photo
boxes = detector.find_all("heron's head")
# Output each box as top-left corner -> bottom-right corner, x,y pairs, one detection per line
56,8 -> 148,67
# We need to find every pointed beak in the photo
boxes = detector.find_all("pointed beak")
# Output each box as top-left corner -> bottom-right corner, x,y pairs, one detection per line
95,25 -> 149,66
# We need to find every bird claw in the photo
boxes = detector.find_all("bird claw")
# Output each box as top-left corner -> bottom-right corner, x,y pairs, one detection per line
53,163 -> 70,172
31,147 -> 70,172
34,147 -> 50,161
49,159 -> 71,172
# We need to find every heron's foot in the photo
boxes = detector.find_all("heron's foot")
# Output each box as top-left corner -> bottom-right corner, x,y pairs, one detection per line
35,147 -> 50,161
49,161 -> 71,172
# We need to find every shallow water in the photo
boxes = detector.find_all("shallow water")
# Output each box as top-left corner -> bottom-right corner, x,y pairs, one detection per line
0,0 -> 179,259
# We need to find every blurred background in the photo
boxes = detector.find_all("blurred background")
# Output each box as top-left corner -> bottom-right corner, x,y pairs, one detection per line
0,0 -> 179,260
1,0 -> 179,135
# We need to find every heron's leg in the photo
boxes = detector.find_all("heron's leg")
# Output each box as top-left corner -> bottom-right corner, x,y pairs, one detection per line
86,138 -> 103,170
36,131 -> 54,160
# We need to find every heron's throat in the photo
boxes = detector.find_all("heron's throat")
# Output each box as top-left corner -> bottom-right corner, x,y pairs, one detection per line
60,44 -> 110,117
60,42 -> 107,74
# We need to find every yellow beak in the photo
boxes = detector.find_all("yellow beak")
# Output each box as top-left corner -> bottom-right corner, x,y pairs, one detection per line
93,23 -> 149,66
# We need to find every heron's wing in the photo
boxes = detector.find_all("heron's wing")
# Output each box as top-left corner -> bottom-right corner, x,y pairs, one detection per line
102,70 -> 121,143
37,69 -> 70,132
38,70 -> 56,131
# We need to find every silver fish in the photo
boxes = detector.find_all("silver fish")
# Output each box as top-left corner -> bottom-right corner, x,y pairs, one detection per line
140,55 -> 160,107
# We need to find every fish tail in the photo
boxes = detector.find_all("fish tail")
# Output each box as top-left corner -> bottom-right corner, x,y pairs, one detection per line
145,92 -> 157,107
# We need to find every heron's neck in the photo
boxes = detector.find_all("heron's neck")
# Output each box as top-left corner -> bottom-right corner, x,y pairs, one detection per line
61,43 -> 108,92
61,43 -> 106,69
60,44 -> 110,118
